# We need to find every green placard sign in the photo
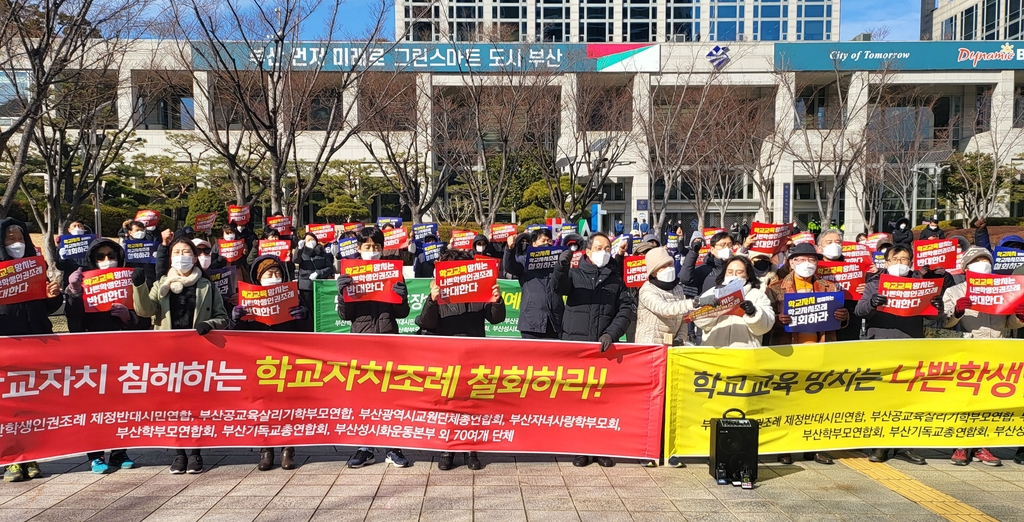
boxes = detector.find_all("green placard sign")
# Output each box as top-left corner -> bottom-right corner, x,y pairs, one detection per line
313,278 -> 523,336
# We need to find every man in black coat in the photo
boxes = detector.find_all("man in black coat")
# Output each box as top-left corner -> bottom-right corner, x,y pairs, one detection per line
681,231 -> 735,293
891,217 -> 914,248
503,228 -> 564,339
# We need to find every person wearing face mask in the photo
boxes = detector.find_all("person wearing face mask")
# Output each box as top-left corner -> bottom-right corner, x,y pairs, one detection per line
213,224 -> 251,283
694,256 -> 775,348
56,220 -> 95,288
230,255 -> 310,472
504,228 -> 565,339
634,247 -> 711,345
121,221 -> 159,299
62,238 -> 138,474
920,215 -> 945,240
228,220 -> 258,253
939,247 -> 1023,467
413,233 -> 445,278
766,242 -> 848,466
891,217 -> 914,248
132,237 -> 227,475
682,232 -> 735,294
0,218 -> 62,483
294,232 -> 335,308
817,229 -> 872,342
856,245 -> 948,341
552,232 -> 632,468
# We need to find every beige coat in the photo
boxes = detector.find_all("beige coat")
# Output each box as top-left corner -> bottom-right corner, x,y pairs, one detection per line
942,281 -> 1023,338
133,275 -> 228,331
635,282 -> 695,345
694,285 -> 775,348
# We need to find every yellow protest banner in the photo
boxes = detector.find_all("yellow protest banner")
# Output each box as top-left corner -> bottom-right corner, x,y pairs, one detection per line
665,340 -> 1024,457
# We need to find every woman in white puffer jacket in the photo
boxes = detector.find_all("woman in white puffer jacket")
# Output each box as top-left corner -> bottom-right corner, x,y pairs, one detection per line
635,247 -> 716,345
694,256 -> 775,348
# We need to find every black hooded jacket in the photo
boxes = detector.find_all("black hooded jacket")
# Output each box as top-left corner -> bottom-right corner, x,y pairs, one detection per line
56,224 -> 93,287
294,243 -> 335,292
551,254 -> 631,342
64,238 -> 138,333
891,218 -> 914,248
0,217 -> 62,336
229,254 -> 312,332
502,239 -> 565,336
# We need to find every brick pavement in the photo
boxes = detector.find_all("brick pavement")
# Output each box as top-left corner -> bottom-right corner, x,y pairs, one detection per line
3,447 -> 1024,522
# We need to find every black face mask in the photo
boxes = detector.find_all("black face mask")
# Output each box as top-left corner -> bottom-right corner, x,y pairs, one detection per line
753,259 -> 772,273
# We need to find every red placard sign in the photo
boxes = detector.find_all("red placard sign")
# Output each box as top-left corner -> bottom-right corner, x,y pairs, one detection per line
816,261 -> 866,301
0,331 -> 666,465
695,228 -> 723,267
435,259 -> 499,304
966,272 -> 1024,315
864,233 -> 889,251
624,255 -> 647,288
383,227 -> 409,250
0,256 -> 48,305
790,232 -> 815,246
340,259 -> 404,304
258,240 -> 292,263
82,268 -> 135,313
749,222 -> 794,255
341,222 -> 363,232
914,239 -> 958,270
193,212 -> 217,233
265,216 -> 293,236
878,274 -> 942,317
228,205 -> 250,225
218,239 -> 245,263
238,281 -> 299,326
134,210 -> 160,228
490,224 -> 518,243
841,242 -> 873,270
306,224 -> 336,244
451,230 -> 476,250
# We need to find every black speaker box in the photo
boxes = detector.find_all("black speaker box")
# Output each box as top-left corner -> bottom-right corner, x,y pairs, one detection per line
709,410 -> 759,484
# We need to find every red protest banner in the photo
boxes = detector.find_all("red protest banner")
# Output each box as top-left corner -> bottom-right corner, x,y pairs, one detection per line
134,210 -> 160,228
966,272 -> 1024,315
749,222 -> 794,255
81,268 -> 134,313
451,230 -> 476,250
878,274 -> 942,317
228,205 -> 250,225
306,224 -> 336,244
571,251 -> 583,268
0,256 -> 48,306
694,228 -> 722,267
218,239 -> 245,263
790,232 -> 815,246
624,255 -> 647,288
435,259 -> 499,304
258,240 -> 292,263
238,281 -> 299,326
341,222 -> 363,232
193,213 -> 217,233
816,261 -> 866,301
913,239 -> 958,270
265,215 -> 293,235
0,331 -> 666,464
684,281 -> 744,323
841,242 -> 873,270
340,259 -> 404,304
383,227 -> 409,250
490,224 -> 518,243
864,233 -> 889,251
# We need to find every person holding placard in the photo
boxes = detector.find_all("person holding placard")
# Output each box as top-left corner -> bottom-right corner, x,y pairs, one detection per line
216,224 -> 251,282
56,220 -> 95,287
132,237 -> 228,475
413,233 -> 444,278
0,218 -> 61,483
294,231 -> 335,309
635,247 -> 712,346
694,256 -> 775,348
818,229 -> 870,341
503,228 -> 564,339
682,231 -> 735,294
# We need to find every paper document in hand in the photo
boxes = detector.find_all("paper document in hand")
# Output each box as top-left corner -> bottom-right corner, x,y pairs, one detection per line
684,278 -> 745,323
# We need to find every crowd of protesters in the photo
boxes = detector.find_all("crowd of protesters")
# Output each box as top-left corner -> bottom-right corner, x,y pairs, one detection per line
2,209 -> 1023,482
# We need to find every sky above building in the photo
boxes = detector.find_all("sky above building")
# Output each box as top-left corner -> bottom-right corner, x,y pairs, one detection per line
325,0 -> 922,42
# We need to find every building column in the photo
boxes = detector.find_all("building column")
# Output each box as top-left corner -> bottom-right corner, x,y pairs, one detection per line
772,72 -> 796,223
191,71 -> 212,133
116,68 -> 135,129
631,73 -> 652,224
842,71 -> 870,236
992,69 -> 1016,136
417,72 -> 436,222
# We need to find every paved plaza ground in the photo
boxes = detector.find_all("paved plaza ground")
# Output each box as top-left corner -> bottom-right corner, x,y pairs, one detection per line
2,447 -> 1023,522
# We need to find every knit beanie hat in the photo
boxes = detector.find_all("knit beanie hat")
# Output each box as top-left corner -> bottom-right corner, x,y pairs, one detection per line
960,246 -> 992,271
255,258 -> 280,282
645,247 -> 674,275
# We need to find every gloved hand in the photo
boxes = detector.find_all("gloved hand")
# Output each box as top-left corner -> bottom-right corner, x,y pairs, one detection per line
955,296 -> 972,317
408,242 -> 417,253
336,274 -> 353,293
690,238 -> 704,251
869,294 -> 888,309
393,281 -> 408,298
599,333 -> 614,353
558,249 -> 574,267
288,305 -> 308,321
131,267 -> 147,287
694,295 -> 720,308
109,303 -> 130,324
66,268 -> 84,296
231,305 -> 248,323
930,296 -> 944,313
308,272 -> 318,280
196,322 -> 213,336
739,300 -> 756,316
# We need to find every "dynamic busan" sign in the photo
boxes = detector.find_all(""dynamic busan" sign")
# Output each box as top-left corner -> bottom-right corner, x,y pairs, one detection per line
775,41 -> 1024,71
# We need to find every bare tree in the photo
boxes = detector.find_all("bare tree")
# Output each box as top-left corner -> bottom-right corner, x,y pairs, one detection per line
954,86 -> 1024,219
737,93 -> 786,221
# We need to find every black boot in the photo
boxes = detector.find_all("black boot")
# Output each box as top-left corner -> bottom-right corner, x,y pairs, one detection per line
281,447 -> 295,470
258,448 -> 274,471
465,452 -> 482,470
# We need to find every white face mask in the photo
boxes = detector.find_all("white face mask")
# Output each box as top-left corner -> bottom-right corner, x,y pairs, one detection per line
569,245 -> 579,252
589,250 -> 610,268
131,231 -> 146,240
171,254 -> 194,273
967,260 -> 992,274
96,259 -> 118,270
305,240 -> 317,249
887,263 -> 910,277
70,228 -> 84,236
655,267 -> 676,283
929,225 -> 938,230
237,225 -> 245,233
360,251 -> 381,261
722,274 -> 745,286
899,224 -> 907,230
716,247 -> 732,261
146,226 -> 156,232
261,276 -> 283,286
223,234 -> 236,241
794,261 -> 817,279
198,254 -> 211,269
5,242 -> 25,259
822,243 -> 843,260
475,245 -> 486,253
